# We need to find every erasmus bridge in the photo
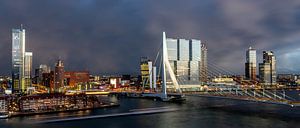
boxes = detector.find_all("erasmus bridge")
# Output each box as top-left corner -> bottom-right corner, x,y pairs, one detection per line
112,32 -> 300,107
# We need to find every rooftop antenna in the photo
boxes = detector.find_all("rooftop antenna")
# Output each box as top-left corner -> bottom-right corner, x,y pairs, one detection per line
20,24 -> 23,30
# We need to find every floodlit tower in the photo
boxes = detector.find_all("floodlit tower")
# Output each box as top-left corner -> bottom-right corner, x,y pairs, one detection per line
24,52 -> 32,91
12,26 -> 26,93
245,47 -> 257,81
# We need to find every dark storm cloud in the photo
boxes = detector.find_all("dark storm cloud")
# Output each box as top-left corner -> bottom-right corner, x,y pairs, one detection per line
0,0 -> 300,75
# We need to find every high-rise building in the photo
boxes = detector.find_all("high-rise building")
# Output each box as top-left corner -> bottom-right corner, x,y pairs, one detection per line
24,52 -> 32,91
35,64 -> 51,85
140,57 -> 152,89
12,27 -> 26,93
166,37 -> 202,85
54,59 -> 64,93
39,65 -> 51,74
200,43 -> 208,83
259,51 -> 276,86
245,47 -> 257,81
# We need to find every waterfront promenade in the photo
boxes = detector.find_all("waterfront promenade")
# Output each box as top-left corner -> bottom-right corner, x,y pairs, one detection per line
0,93 -> 119,118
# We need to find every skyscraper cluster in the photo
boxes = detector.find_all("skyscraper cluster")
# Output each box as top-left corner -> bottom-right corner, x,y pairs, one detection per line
165,36 -> 208,85
12,26 -> 33,93
245,47 -> 277,86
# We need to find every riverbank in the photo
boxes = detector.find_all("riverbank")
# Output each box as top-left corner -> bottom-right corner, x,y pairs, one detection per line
8,102 -> 120,118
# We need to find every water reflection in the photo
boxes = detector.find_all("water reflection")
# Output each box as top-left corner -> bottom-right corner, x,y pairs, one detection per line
0,92 -> 300,128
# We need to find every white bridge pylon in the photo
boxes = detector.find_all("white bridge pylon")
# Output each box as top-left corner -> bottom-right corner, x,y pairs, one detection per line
162,32 -> 182,94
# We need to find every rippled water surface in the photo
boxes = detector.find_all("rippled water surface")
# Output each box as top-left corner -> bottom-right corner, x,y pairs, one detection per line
1,91 -> 300,128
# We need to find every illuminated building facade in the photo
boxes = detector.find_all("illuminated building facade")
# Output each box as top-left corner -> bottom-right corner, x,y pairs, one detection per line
12,28 -> 26,93
64,71 -> 89,87
245,47 -> 257,81
24,52 -> 32,91
140,57 -> 152,89
259,51 -> 276,86
110,77 -> 121,88
166,37 -> 202,85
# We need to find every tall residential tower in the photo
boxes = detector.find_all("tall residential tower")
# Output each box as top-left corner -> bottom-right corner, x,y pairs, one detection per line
54,59 -> 65,93
24,52 -> 32,91
259,51 -> 276,86
245,47 -> 257,81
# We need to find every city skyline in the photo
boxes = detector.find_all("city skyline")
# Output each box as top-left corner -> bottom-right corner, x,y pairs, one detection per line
1,1 -> 300,128
0,0 -> 300,75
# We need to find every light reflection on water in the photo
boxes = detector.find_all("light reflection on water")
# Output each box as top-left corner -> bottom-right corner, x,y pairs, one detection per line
0,91 -> 300,128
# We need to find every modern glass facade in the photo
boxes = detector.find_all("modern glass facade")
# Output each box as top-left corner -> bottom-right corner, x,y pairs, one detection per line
190,39 -> 201,61
12,28 -> 26,93
176,61 -> 189,83
245,47 -> 257,81
166,37 -> 202,85
166,39 -> 178,61
259,51 -> 276,86
178,39 -> 189,61
189,61 -> 199,83
24,52 -> 32,91
259,63 -> 271,84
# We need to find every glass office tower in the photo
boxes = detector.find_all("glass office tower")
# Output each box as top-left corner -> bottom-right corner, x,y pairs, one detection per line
166,37 -> 202,85
12,28 -> 26,93
259,51 -> 276,86
245,47 -> 257,81
24,52 -> 32,91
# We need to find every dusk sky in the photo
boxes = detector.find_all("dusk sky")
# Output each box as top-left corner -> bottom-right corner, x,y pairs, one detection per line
1,0 -> 300,75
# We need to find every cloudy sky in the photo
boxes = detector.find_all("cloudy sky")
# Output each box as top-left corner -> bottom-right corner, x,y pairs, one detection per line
0,0 -> 300,75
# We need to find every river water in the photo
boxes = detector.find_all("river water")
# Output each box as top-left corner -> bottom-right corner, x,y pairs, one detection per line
1,91 -> 300,128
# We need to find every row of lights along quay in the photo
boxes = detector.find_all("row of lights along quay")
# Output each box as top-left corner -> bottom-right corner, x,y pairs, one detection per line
0,93 -> 119,117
